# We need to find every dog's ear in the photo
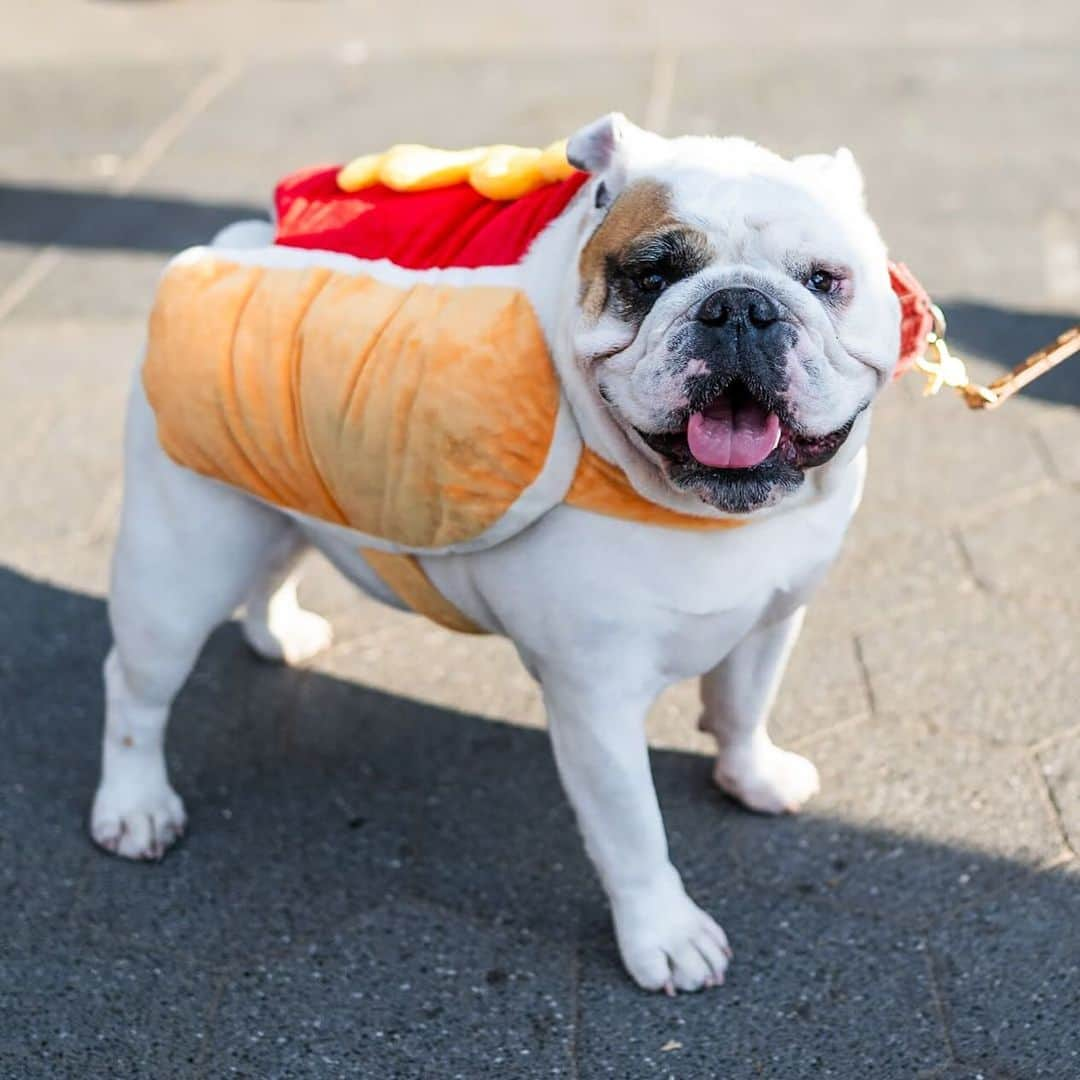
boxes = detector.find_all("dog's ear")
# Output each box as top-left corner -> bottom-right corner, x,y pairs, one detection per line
793,147 -> 865,207
567,113 -> 660,210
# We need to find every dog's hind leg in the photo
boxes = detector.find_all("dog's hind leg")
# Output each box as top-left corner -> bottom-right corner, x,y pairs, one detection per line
91,384 -> 300,860
241,535 -> 333,666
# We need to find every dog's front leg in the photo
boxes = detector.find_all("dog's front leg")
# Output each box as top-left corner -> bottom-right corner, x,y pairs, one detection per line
542,675 -> 731,993
701,607 -> 821,814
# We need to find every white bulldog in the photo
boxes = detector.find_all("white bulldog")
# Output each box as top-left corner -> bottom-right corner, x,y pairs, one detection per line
93,114 -> 901,993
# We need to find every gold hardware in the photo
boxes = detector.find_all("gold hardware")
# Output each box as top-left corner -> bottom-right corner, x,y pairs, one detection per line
914,303 -> 1080,410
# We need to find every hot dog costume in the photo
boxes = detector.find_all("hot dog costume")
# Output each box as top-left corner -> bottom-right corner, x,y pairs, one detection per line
143,141 -> 934,632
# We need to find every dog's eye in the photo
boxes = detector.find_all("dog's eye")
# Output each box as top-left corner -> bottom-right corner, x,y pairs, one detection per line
635,271 -> 668,295
806,268 -> 837,295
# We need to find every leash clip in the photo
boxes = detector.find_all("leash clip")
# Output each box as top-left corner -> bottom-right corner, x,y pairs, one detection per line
914,305 -> 979,397
915,304 -> 1080,410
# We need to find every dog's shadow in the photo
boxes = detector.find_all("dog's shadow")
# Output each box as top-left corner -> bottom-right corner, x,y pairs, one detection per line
2,565 -> 1076,1078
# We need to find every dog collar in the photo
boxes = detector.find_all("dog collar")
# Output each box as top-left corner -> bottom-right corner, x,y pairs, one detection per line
888,260 -> 934,379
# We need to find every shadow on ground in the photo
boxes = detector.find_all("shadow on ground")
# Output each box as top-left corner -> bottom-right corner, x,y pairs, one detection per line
940,298 -> 1080,408
1,567 -> 1077,1079
0,183 -> 267,253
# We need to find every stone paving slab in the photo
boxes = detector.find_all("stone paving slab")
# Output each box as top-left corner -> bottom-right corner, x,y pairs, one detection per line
928,868 -> 1080,1078
720,731 -> 1061,926
857,388 -> 1051,533
2,4 -> 1079,1079
962,489 -> 1080,611
576,889 -> 946,1079
857,590 -> 1078,746
206,901 -> 577,1080
1,568 -> 1078,1078
0,320 -> 133,563
669,47 -> 1080,311
0,932 -> 215,1080
0,62 -> 212,187
0,60 -> 213,301
10,1 -> 1080,67
133,54 -> 657,205
1037,407 -> 1080,484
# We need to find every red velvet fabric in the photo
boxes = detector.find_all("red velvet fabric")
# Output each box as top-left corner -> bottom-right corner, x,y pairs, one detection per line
274,165 -> 933,375
274,165 -> 589,269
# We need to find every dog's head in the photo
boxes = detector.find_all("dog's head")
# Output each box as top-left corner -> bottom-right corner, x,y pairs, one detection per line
561,114 -> 900,515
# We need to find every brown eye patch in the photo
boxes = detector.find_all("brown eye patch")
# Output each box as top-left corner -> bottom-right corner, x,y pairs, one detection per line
607,229 -> 714,319
578,180 -> 713,323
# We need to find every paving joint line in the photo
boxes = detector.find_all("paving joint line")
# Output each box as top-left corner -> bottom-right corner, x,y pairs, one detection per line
0,248 -> 65,325
567,943 -> 583,1080
923,941 -> 959,1068
1029,720 -> 1080,754
950,527 -> 991,594
0,56 -> 244,324
71,476 -> 123,549
191,968 -> 230,1080
1025,749 -> 1077,858
943,476 -> 1058,532
111,58 -> 245,196
851,634 -> 878,718
788,711 -> 870,752
1040,848 -> 1077,871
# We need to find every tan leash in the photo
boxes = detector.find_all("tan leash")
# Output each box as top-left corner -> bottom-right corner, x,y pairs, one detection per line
916,305 -> 1080,409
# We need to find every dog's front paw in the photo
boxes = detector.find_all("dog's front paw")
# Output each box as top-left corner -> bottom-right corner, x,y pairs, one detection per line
91,781 -> 187,861
713,738 -> 820,814
612,873 -> 732,994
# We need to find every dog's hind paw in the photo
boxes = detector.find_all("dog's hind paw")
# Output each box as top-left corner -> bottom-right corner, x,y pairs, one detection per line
243,606 -> 333,666
91,782 -> 187,861
713,740 -> 820,815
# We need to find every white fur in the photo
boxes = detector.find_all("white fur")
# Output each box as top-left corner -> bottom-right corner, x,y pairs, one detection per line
94,122 -> 892,994
557,123 -> 899,519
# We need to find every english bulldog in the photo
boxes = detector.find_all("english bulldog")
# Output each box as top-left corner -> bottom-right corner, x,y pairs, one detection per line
92,114 -> 902,993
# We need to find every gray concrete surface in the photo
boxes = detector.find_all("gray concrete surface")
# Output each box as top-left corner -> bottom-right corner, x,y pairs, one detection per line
1,2 -> 1079,1077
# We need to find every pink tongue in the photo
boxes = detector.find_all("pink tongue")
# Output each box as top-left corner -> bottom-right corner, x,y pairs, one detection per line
686,397 -> 781,469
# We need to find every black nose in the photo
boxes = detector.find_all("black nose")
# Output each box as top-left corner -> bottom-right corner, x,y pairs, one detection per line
697,287 -> 780,330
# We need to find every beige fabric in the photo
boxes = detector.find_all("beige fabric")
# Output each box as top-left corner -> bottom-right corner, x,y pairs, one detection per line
144,251 -> 746,633
145,256 -> 561,549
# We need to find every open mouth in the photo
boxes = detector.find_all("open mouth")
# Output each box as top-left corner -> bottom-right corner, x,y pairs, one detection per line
637,380 -> 855,477
639,380 -> 789,471
685,387 -> 781,469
